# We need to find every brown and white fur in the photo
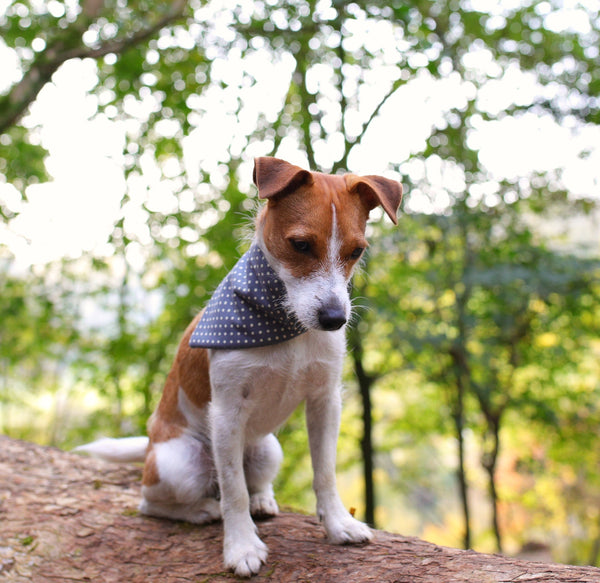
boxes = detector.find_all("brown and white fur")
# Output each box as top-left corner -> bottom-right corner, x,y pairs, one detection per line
77,157 -> 402,577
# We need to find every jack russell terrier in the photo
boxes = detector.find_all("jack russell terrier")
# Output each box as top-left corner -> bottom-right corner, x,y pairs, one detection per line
77,156 -> 402,577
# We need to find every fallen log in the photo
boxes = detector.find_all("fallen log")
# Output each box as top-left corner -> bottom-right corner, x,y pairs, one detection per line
1,435 -> 599,582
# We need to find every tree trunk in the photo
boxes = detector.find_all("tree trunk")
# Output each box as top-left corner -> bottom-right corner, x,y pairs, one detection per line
449,216 -> 475,551
2,436 -> 599,582
482,414 -> 504,554
449,345 -> 472,550
348,325 -> 377,528
452,381 -> 472,551
354,348 -> 376,528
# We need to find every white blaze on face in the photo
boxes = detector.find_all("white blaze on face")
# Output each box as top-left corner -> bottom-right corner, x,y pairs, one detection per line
328,204 -> 341,271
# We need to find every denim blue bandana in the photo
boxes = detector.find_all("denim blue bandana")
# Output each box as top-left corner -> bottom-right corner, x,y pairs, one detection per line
189,244 -> 307,349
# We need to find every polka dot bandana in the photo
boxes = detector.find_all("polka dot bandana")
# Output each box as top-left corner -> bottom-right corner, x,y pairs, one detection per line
189,244 -> 307,349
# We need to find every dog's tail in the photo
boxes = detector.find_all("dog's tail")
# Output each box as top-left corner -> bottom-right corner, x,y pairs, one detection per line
73,436 -> 149,463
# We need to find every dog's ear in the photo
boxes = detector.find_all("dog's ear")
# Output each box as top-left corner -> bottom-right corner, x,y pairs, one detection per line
253,157 -> 313,200
345,174 -> 403,225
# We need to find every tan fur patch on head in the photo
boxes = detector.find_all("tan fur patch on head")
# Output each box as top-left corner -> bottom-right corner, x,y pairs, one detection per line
259,173 -> 369,279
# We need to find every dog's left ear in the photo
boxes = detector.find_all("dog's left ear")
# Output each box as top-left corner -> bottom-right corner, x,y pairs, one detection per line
346,174 -> 403,225
253,157 -> 314,200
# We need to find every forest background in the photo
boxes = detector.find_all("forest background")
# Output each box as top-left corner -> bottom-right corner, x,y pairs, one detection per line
1,0 -> 600,566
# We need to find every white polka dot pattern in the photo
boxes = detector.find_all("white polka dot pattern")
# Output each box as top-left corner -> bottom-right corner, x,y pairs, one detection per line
189,245 -> 307,349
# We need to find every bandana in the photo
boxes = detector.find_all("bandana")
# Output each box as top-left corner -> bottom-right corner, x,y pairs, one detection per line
189,244 -> 307,349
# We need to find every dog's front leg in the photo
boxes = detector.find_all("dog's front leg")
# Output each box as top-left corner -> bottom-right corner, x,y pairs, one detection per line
211,395 -> 267,577
306,386 -> 373,545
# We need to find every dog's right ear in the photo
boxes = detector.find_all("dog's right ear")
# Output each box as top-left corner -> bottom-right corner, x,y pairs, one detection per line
253,157 -> 314,200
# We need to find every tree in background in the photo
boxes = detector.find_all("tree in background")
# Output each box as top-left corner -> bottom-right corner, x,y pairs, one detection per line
1,0 -> 253,435
1,0 -> 599,561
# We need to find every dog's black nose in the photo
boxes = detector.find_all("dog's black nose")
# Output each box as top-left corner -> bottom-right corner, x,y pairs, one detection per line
318,302 -> 347,331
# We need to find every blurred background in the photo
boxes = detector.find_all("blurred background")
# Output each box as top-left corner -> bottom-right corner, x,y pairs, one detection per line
1,0 -> 599,565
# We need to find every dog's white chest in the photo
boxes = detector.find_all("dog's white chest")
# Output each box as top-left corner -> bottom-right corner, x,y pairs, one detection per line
208,329 -> 345,439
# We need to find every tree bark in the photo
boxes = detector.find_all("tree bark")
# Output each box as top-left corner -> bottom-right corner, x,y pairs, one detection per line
2,435 -> 600,583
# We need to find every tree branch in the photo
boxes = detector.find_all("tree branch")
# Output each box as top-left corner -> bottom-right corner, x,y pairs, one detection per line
3,435 -> 600,582
334,74 -> 406,174
356,76 -> 406,148
0,1 -> 187,135
60,2 -> 187,63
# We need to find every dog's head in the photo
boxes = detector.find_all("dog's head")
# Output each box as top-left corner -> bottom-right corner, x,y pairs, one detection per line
253,156 -> 402,332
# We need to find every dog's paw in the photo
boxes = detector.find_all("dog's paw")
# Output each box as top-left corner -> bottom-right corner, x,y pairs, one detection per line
224,532 -> 268,578
250,492 -> 279,518
325,514 -> 373,545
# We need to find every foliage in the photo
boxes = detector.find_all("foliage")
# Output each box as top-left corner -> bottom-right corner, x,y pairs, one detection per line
1,0 -> 599,564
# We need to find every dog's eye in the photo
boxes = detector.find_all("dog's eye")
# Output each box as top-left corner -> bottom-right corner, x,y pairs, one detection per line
291,240 -> 311,255
350,247 -> 364,260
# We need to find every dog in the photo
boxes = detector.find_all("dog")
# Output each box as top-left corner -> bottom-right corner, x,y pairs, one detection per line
77,157 -> 402,577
